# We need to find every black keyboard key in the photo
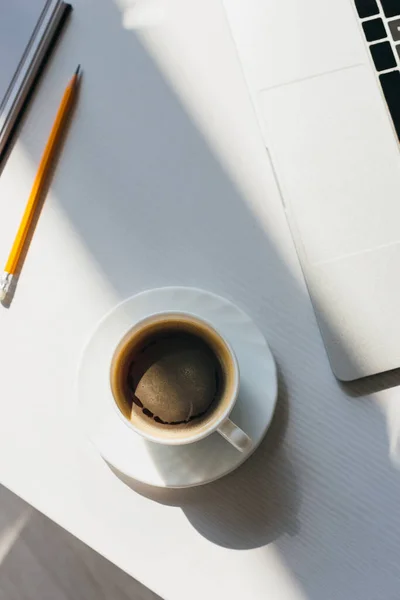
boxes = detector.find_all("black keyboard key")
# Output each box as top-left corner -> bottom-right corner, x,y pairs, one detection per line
389,18 -> 400,41
380,70 -> 400,139
363,18 -> 387,41
370,41 -> 397,71
354,0 -> 379,18
396,44 -> 400,59
381,0 -> 400,17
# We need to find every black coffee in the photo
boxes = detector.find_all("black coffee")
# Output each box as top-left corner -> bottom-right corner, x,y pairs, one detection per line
112,327 -> 224,426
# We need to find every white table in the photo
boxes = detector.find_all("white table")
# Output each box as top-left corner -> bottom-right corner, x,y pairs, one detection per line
1,1 -> 400,599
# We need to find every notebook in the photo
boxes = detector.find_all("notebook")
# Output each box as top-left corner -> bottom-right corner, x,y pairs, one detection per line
0,0 -> 71,160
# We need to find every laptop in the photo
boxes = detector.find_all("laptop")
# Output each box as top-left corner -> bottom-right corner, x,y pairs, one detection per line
223,0 -> 400,381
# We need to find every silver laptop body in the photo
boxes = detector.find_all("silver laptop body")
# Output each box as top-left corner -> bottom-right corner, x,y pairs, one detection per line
223,0 -> 400,380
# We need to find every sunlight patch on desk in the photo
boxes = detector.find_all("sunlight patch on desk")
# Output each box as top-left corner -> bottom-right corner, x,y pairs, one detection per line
114,0 -> 165,28
0,144 -> 119,309
0,145 -> 39,258
254,547 -> 308,600
375,392 -> 400,468
0,508 -> 32,565
111,0 -> 298,277
47,201 -> 119,307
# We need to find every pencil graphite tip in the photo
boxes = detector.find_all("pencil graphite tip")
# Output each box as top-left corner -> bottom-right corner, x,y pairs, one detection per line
75,64 -> 81,77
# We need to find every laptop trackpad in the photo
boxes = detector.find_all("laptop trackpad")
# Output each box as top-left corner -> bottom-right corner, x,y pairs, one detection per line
259,66 -> 400,265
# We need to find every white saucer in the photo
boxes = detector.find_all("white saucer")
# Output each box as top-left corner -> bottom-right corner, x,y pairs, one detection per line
78,287 -> 277,488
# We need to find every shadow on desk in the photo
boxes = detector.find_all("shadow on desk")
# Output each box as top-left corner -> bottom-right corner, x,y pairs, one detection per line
110,374 -> 301,550
18,0 -> 400,595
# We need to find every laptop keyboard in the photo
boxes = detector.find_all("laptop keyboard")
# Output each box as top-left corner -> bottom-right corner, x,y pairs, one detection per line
355,0 -> 400,138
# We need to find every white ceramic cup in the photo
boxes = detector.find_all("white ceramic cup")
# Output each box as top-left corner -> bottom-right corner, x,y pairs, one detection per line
109,312 -> 252,452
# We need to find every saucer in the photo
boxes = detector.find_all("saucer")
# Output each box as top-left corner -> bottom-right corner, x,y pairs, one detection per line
78,287 -> 277,488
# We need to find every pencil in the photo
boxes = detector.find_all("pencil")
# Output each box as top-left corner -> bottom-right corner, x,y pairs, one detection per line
0,65 -> 81,302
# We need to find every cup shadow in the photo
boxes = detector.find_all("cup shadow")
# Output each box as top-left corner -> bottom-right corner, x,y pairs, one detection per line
108,371 -> 301,550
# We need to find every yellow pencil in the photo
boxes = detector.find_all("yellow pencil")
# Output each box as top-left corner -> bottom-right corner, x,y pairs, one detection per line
0,65 -> 81,301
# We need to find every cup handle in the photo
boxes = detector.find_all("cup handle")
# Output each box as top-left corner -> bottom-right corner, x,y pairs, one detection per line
217,418 -> 252,452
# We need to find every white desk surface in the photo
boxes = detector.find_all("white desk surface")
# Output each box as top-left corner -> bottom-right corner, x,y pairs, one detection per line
1,1 -> 400,599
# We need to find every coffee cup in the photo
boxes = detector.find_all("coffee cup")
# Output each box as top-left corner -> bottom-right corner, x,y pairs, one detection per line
110,312 -> 252,451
